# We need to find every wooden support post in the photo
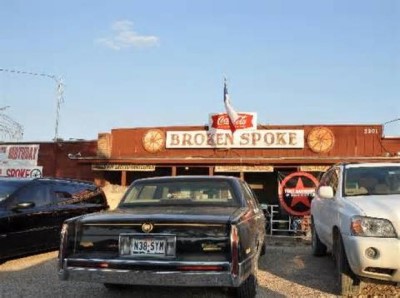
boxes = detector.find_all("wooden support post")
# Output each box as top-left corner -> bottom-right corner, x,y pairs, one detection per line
172,166 -> 177,176
209,166 -> 214,176
121,171 -> 127,186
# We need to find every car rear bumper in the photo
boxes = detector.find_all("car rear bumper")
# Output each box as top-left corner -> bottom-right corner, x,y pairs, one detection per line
343,235 -> 400,282
59,258 -> 249,287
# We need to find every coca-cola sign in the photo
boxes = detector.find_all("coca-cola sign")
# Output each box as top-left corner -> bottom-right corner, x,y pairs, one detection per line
209,113 -> 257,131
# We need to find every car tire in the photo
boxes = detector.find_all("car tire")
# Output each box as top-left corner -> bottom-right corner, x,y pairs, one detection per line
235,252 -> 259,298
236,274 -> 257,298
335,234 -> 360,296
311,222 -> 327,256
260,239 -> 266,256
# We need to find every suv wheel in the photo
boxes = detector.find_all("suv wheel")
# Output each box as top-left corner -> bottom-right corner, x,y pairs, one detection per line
311,221 -> 327,256
335,234 -> 360,296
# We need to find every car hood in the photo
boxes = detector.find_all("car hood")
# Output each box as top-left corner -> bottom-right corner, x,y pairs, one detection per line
74,205 -> 245,225
347,194 -> 400,223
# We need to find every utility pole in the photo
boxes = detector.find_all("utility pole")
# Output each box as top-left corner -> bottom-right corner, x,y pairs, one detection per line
0,68 -> 65,141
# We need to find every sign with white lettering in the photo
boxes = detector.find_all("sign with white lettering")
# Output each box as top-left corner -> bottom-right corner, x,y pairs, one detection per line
215,165 -> 274,172
0,166 -> 43,178
92,164 -> 156,171
166,130 -> 304,148
0,145 -> 40,166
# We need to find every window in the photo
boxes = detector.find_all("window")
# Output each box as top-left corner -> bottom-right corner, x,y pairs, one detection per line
13,183 -> 53,207
121,180 -> 238,206
344,166 -> 400,196
240,181 -> 258,210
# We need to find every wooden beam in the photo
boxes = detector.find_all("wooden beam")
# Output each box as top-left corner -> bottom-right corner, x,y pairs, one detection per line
121,171 -> 127,186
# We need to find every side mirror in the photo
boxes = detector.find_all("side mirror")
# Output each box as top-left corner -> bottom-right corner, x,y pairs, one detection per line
317,186 -> 334,199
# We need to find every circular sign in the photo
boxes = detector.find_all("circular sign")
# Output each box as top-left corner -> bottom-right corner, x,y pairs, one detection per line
307,127 -> 335,153
278,172 -> 320,216
142,129 -> 165,153
30,168 -> 42,178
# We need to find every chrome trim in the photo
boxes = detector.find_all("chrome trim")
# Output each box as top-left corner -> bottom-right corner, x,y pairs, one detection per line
83,223 -> 225,227
65,257 -> 229,267
59,258 -> 245,287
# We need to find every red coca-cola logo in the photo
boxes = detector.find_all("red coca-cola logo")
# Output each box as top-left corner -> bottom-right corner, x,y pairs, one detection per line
211,114 -> 254,130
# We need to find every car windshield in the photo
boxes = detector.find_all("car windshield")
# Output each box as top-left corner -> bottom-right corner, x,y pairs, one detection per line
344,166 -> 400,196
0,180 -> 29,202
120,180 -> 240,207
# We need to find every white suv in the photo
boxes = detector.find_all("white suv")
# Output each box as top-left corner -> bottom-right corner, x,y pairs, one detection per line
311,162 -> 400,295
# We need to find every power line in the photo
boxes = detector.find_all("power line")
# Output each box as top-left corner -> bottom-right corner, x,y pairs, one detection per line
0,68 -> 65,141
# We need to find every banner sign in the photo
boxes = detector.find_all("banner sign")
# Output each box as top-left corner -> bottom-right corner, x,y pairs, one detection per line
0,145 -> 40,166
209,113 -> 257,131
92,164 -> 156,171
0,166 -> 43,178
215,165 -> 274,172
166,130 -> 304,149
299,165 -> 330,172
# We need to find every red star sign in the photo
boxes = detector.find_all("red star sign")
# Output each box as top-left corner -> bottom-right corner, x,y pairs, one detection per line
279,172 -> 320,216
285,177 -> 315,208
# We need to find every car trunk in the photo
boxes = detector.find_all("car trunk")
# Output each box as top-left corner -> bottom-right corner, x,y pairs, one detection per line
68,206 -> 242,264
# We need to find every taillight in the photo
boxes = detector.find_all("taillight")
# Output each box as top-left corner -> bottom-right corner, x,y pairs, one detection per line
230,225 -> 239,276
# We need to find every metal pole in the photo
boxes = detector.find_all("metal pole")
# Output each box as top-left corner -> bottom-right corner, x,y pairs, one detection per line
54,77 -> 64,141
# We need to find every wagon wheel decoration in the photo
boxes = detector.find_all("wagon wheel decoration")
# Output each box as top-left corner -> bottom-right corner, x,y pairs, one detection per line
142,129 -> 165,153
307,127 -> 335,153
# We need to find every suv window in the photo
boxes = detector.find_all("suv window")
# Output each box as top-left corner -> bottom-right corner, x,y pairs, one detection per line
344,165 -> 400,196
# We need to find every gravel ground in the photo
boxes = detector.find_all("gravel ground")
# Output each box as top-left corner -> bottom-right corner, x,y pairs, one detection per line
1,241 -> 399,297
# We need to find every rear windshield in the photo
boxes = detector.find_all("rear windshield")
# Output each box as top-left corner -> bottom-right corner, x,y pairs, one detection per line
344,166 -> 400,196
0,180 -> 30,202
120,180 -> 240,207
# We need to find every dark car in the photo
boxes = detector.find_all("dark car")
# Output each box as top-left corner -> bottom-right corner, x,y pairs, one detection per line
58,176 -> 266,297
0,177 -> 108,262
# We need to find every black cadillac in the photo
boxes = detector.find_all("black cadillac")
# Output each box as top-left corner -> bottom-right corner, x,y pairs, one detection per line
58,176 -> 266,297
0,177 -> 108,262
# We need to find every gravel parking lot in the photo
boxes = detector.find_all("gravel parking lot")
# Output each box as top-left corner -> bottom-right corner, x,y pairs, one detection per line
1,240 -> 399,297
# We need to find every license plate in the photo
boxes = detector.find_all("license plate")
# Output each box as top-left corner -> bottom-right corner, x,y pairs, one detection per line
131,238 -> 166,255
119,233 -> 176,257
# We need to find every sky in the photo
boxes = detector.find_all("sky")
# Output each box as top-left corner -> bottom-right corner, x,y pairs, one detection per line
0,0 -> 399,142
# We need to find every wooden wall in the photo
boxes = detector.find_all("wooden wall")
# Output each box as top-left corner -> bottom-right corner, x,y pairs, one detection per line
108,124 -> 387,159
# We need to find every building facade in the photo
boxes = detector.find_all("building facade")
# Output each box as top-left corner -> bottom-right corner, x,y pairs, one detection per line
75,122 -> 400,216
